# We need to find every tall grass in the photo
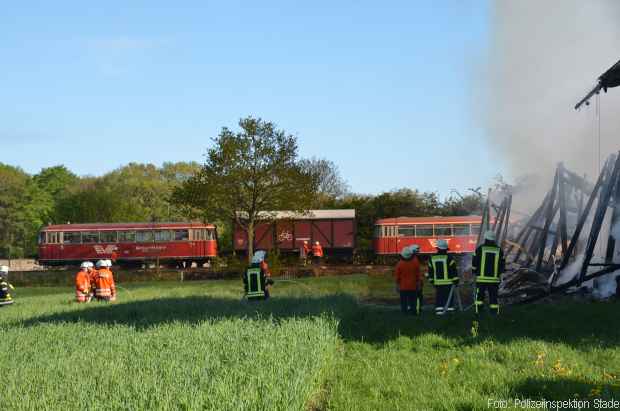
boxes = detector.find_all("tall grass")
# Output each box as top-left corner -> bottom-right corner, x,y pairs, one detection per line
1,275 -> 619,410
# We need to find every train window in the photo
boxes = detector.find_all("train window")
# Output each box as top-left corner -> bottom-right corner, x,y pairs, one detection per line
47,232 -> 59,244
100,231 -> 117,243
415,225 -> 433,237
82,232 -> 99,243
470,224 -> 481,236
174,230 -> 189,241
118,231 -> 136,243
136,230 -> 154,243
398,226 -> 415,237
434,225 -> 453,237
374,226 -> 381,238
63,232 -> 82,244
39,232 -> 46,244
193,229 -> 208,241
453,224 -> 470,236
154,230 -> 172,242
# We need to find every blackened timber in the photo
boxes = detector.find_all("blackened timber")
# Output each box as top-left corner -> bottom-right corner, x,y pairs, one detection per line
559,164 -> 606,270
605,174 -> 620,263
518,265 -> 620,304
477,192 -> 491,246
578,153 -> 620,284
558,163 -> 569,255
501,194 -> 512,247
494,198 -> 507,239
536,169 -> 559,272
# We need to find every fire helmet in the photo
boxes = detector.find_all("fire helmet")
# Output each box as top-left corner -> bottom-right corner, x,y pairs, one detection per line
400,247 -> 413,259
251,250 -> 267,264
484,230 -> 497,242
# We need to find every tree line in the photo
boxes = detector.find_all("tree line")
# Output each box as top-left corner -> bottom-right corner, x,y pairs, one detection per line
0,117 -> 482,259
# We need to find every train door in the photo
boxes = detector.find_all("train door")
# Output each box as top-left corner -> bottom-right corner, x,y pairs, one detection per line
191,229 -> 206,257
385,225 -> 398,254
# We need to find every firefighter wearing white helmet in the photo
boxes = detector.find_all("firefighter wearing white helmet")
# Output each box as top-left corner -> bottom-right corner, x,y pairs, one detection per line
75,262 -> 93,303
394,246 -> 424,315
244,250 -> 273,300
0,265 -> 15,307
427,239 -> 458,315
93,259 -> 116,302
472,230 -> 505,315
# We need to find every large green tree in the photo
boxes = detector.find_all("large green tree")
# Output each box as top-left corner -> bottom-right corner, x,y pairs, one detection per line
54,162 -> 201,224
0,164 -> 52,258
299,157 -> 349,207
174,117 -> 319,261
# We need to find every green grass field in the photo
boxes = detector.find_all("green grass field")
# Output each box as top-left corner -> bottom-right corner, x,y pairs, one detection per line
1,275 -> 619,410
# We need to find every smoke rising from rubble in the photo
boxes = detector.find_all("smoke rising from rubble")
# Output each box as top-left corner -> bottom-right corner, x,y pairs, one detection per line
481,0 -> 620,210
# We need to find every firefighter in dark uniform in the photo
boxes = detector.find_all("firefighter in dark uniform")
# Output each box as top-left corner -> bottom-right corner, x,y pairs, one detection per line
472,231 -> 505,315
0,266 -> 15,307
427,239 -> 458,315
244,251 -> 274,301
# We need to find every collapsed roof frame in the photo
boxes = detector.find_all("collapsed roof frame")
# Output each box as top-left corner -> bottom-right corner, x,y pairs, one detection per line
508,153 -> 620,302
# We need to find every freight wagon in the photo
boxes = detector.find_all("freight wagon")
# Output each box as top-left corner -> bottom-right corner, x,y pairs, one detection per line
38,222 -> 217,267
373,215 -> 482,255
233,210 -> 356,259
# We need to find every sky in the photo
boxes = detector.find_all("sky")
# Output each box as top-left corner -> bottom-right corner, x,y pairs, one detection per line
1,1 -> 495,197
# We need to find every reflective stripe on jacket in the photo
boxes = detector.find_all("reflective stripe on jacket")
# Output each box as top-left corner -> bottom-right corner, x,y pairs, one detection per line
244,266 -> 265,298
428,254 -> 458,285
472,242 -> 504,284
0,280 -> 14,303
94,268 -> 116,297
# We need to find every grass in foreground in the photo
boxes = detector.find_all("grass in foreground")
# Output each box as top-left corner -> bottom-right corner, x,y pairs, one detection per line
1,275 -> 619,410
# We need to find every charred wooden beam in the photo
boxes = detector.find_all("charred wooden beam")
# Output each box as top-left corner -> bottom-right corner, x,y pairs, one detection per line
559,164 -> 606,270
578,153 -> 620,284
518,264 -> 620,304
536,168 -> 559,272
558,163 -> 569,255
501,194 -> 512,247
605,175 -> 620,263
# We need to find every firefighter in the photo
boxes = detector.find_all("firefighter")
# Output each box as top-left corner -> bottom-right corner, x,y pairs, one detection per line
0,266 -> 15,307
472,231 -> 505,315
243,250 -> 274,300
93,260 -> 116,302
301,240 -> 311,266
394,245 -> 423,315
312,241 -> 324,265
75,262 -> 92,303
427,239 -> 458,315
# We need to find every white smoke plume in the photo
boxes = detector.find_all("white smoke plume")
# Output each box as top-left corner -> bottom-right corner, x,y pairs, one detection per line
480,0 -> 620,212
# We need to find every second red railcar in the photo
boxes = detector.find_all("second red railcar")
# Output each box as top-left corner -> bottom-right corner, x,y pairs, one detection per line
373,216 -> 482,255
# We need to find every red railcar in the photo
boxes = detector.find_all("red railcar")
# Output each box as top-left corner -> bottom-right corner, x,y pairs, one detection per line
373,216 -> 482,255
233,210 -> 356,257
38,222 -> 217,267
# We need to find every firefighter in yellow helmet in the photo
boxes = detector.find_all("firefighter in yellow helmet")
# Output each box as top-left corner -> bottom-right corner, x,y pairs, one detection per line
472,231 -> 505,315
